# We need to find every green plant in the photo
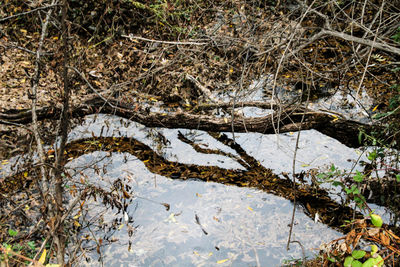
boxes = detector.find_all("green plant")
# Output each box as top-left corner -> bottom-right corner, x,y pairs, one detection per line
0,229 -> 38,263
317,165 -> 367,209
392,27 -> 400,44
343,245 -> 384,267
316,164 -> 342,184
281,256 -> 308,266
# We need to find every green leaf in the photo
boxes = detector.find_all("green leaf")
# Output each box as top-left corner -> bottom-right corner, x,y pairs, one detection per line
344,256 -> 354,267
374,255 -> 384,267
327,257 -> 336,262
352,186 -> 360,195
353,171 -> 364,183
351,250 -> 366,259
361,258 -> 375,267
8,229 -> 18,237
27,241 -> 36,250
367,151 -> 377,161
370,214 -> 383,228
330,164 -> 336,172
358,131 -> 363,144
332,181 -> 343,187
396,174 -> 400,182
351,260 -> 363,267
370,245 -> 378,255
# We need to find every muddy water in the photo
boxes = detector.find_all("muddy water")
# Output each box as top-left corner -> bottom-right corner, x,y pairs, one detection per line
66,114 -> 369,266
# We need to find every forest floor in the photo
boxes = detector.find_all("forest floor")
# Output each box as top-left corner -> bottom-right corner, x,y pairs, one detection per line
1,1 -> 400,266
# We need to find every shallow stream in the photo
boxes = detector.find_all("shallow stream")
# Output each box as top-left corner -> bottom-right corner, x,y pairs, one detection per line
66,114 -> 369,266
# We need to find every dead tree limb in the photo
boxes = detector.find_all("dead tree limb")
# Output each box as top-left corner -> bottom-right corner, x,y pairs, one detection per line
0,96 -> 377,148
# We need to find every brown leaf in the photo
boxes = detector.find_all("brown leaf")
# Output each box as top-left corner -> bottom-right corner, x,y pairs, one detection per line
380,231 -> 390,246
367,227 -> 380,237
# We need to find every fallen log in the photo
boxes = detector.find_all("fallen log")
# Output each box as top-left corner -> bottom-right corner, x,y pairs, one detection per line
0,96 -> 377,147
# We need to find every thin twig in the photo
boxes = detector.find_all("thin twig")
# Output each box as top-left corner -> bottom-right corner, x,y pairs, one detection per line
287,75 -> 311,250
30,0 -> 58,207
69,66 -> 119,109
122,34 -> 209,45
0,4 -> 59,23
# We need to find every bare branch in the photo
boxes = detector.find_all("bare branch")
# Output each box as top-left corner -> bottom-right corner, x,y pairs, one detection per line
30,0 -> 59,200
0,4 -> 59,23
122,34 -> 209,46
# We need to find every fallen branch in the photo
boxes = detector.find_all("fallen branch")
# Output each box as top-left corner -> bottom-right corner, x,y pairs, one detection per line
0,96 -> 375,148
0,4 -> 59,23
122,34 -> 209,46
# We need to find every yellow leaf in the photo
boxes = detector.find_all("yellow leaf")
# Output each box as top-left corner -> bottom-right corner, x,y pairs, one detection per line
217,259 -> 229,264
52,36 -> 59,40
20,29 -> 27,34
118,224 -> 124,230
372,105 -> 379,112
46,264 -> 61,267
223,117 -> 228,123
74,221 -> 81,227
331,114 -> 339,122
39,249 -> 47,264
301,164 -> 310,167
247,206 -> 253,211
196,193 -> 202,197
24,171 -> 28,177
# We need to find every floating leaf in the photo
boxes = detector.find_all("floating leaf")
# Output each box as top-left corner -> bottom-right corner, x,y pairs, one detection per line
217,259 -> 229,264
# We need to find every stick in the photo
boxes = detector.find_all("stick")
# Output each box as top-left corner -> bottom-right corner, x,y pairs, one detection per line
122,34 -> 208,46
